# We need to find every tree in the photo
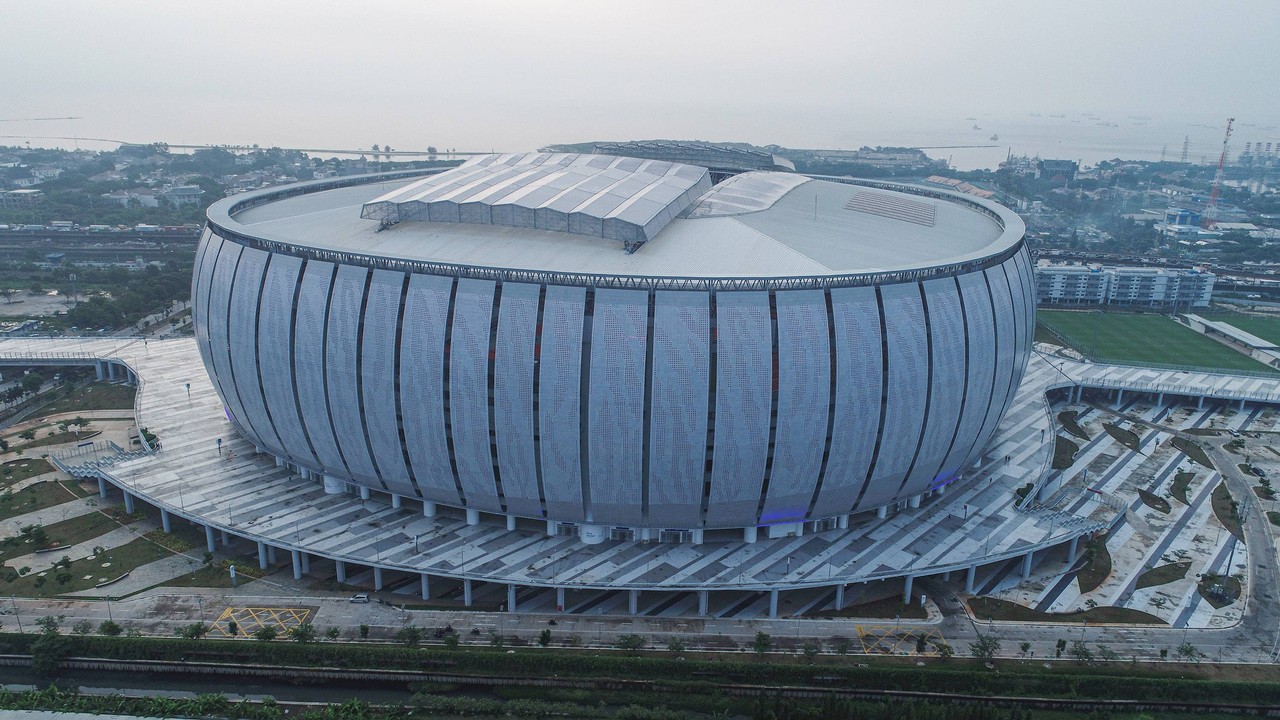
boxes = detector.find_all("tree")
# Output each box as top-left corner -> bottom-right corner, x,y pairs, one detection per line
30,630 -> 68,678
98,620 -> 122,636
253,625 -> 278,641
617,634 -> 646,652
18,429 -> 36,442
932,641 -> 954,659
1176,641 -> 1201,663
443,633 -> 459,650
358,624 -> 370,640
71,619 -> 93,635
802,640 -> 820,659
1096,644 -> 1120,661
489,631 -> 505,648
324,627 -> 341,641
396,625 -> 424,648
666,637 -> 685,653
916,635 -> 928,655
0,288 -> 15,304
179,622 -> 208,639
537,628 -> 552,647
227,620 -> 239,636
1019,641 -> 1032,657
969,632 -> 1001,663
1069,640 -> 1095,663
288,622 -> 317,643
751,631 -> 773,655
34,616 -> 61,634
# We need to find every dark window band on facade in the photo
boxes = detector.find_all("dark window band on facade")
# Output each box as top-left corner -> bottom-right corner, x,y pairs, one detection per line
532,285 -> 548,518
249,254 -> 286,458
441,277 -> 468,506
850,285 -> 892,514
640,289 -> 656,526
934,275 -> 973,484
754,291 -> 781,524
891,282 -> 936,501
392,272 -> 424,499
699,291 -> 718,524
285,259 -> 324,475
578,287 -> 595,523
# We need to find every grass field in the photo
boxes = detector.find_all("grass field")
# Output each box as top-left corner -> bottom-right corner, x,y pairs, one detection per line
1198,313 -> 1280,347
1037,310 -> 1279,374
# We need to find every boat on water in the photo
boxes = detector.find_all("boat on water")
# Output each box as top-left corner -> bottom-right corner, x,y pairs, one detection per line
990,134 -> 999,141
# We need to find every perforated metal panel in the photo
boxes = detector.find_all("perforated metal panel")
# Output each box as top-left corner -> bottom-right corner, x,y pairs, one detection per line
814,286 -> 882,516
981,266 -> 1017,456
293,261 -> 347,474
256,253 -> 316,468
450,278 -> 501,512
400,273 -> 459,504
1012,248 -> 1036,372
648,291 -> 710,528
206,241 -> 252,436
942,271 -> 997,475
706,292 -> 772,527
538,285 -> 586,520
326,265 -> 380,485
493,282 -> 542,518
361,269 -> 415,497
901,278 -> 966,497
227,247 -> 283,452
193,232 -> 223,395
762,290 -> 829,524
587,289 -> 648,525
857,282 -> 927,511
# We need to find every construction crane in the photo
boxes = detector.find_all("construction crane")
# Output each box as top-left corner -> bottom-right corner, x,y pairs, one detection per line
1203,118 -> 1234,227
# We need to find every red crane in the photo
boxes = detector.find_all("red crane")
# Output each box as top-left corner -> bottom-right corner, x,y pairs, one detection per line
1203,117 -> 1234,227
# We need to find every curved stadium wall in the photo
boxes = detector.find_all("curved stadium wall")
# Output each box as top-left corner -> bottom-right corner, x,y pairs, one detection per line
194,176 -> 1034,534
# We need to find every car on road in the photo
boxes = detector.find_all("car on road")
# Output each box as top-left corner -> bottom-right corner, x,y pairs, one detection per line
348,593 -> 370,603
1251,466 -> 1266,478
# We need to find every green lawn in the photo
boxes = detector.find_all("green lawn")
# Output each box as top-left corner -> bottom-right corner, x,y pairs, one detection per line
28,382 -> 137,419
1198,313 -> 1280,348
1037,310 -> 1279,373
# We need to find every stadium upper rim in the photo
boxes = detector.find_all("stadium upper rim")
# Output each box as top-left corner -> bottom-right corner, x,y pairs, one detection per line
205,165 -> 1026,293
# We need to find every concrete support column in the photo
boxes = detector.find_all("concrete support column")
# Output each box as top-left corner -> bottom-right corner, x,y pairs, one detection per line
107,363 -> 117,381
507,584 -> 517,613
291,550 -> 302,580
876,505 -> 888,519
942,570 -> 951,582
1021,551 -> 1034,580
466,508 -> 480,526
220,529 -> 230,546
903,574 -> 915,604
463,579 -> 473,607
300,552 -> 310,574
546,520 -> 559,536
1198,395 -> 1205,410
257,541 -> 268,570
555,587 -> 566,612
743,526 -> 758,543
838,515 -> 849,529
374,567 -> 384,591
420,573 -> 430,600
1115,389 -> 1124,405
698,590 -> 709,616
835,585 -> 845,611
965,564 -> 977,594
160,508 -> 172,534
691,529 -> 704,545
359,486 -> 370,500
628,589 -> 640,615
97,477 -> 108,498
336,560 -> 347,584
123,492 -> 135,515
95,361 -> 104,381
1239,398 -> 1247,411
391,494 -> 402,509
506,515 -> 517,531
909,494 -> 922,509
768,589 -> 779,618
1156,392 -> 1164,407
423,501 -> 437,517
1067,535 -> 1080,564
267,545 -> 277,564
205,525 -> 216,554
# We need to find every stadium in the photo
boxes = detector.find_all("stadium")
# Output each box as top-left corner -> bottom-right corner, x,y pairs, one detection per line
194,151 -> 1034,545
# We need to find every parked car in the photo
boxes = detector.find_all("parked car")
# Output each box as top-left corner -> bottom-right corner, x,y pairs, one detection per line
348,593 -> 370,603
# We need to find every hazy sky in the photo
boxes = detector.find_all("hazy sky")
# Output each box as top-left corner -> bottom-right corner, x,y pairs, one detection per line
4,0 -> 1277,155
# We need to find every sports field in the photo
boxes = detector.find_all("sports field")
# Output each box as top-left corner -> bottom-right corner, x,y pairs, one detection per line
1036,310 -> 1280,374
1197,314 -> 1280,348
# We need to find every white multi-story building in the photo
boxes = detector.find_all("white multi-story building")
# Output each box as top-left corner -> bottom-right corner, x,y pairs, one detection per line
1036,262 -> 1214,308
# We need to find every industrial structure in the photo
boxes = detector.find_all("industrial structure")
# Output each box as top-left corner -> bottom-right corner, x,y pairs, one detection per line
194,152 -> 1034,546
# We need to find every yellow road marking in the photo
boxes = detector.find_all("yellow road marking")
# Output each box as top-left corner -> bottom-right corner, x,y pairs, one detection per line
208,606 -> 312,637
855,625 -> 946,655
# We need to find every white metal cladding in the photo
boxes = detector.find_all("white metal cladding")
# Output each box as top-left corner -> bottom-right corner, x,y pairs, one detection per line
538,285 -> 586,520
192,231 -> 221,394
449,278 -> 501,513
901,278 -> 967,497
399,273 -> 459,504
981,264 -> 1017,456
706,292 -> 772,527
326,265 -> 381,485
648,291 -> 710,528
256,254 -> 317,468
493,282 -> 542,518
587,289 -> 648,526
857,282 -> 928,512
942,271 -> 998,475
1013,249 -> 1037,368
206,241 -> 250,432
995,257 -> 1028,427
762,290 -> 830,524
815,286 -> 883,515
226,247 -> 283,452
294,261 -> 348,474
361,269 -> 416,498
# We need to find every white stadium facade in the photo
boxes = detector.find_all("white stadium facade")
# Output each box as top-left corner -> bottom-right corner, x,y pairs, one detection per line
194,152 -> 1033,545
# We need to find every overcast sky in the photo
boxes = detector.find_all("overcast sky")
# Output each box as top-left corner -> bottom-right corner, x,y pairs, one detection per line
4,0 -> 1277,154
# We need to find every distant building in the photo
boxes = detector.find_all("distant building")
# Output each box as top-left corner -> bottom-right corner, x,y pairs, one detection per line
590,141 -> 794,182
1036,262 -> 1214,308
0,189 -> 44,208
159,185 -> 205,207
100,188 -> 159,208
1037,159 -> 1079,182
1165,207 -> 1200,226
